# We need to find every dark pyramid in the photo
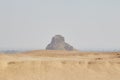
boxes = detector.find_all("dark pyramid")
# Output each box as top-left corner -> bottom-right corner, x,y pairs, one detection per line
46,35 -> 74,51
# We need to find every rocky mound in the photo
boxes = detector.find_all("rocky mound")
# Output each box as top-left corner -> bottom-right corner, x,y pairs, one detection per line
46,35 -> 74,51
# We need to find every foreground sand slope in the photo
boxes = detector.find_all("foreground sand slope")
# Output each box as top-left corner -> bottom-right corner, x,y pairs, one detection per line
0,50 -> 120,80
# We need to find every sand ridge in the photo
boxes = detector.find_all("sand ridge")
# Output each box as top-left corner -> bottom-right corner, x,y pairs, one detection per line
0,50 -> 120,80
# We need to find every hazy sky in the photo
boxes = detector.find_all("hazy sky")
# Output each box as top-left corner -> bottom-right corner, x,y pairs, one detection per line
0,0 -> 120,50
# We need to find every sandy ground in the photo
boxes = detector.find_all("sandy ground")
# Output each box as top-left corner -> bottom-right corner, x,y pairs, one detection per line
0,50 -> 120,80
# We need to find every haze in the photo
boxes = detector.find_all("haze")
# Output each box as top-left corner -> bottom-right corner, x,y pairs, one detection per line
0,0 -> 120,51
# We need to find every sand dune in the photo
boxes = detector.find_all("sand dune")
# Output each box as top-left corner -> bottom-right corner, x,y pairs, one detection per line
0,50 -> 120,80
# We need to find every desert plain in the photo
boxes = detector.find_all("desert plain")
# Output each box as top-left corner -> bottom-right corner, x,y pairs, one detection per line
0,50 -> 120,80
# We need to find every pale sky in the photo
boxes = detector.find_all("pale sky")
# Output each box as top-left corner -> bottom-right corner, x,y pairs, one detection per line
0,0 -> 120,50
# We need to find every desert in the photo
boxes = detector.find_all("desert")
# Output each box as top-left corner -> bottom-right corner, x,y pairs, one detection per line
0,50 -> 120,80
0,0 -> 119,79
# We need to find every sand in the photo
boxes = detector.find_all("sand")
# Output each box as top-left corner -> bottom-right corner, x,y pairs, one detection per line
0,50 -> 120,80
